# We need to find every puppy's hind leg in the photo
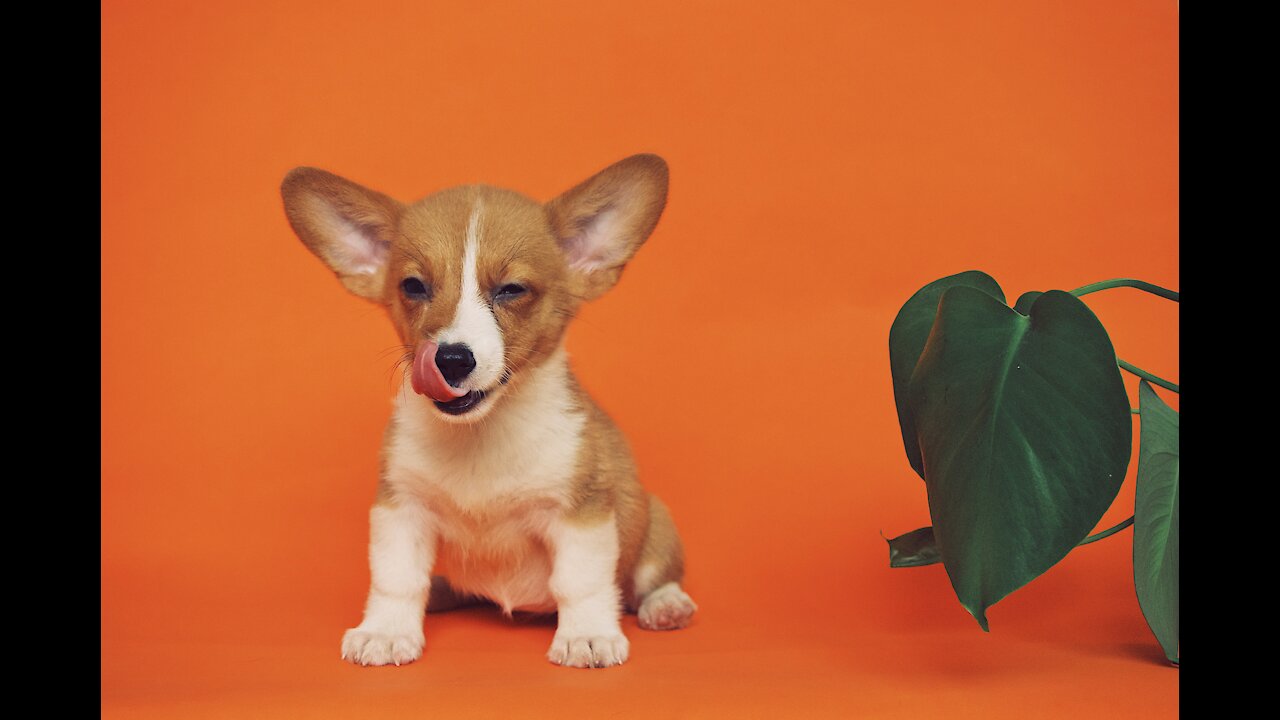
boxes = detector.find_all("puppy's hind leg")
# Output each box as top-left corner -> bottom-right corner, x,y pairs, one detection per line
632,495 -> 697,631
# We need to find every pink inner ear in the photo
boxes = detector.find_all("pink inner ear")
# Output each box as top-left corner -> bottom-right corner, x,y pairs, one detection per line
327,208 -> 389,276
565,206 -> 622,272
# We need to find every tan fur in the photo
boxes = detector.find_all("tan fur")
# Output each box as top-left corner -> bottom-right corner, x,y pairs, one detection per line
282,155 -> 691,665
631,496 -> 686,605
560,384 -> 684,610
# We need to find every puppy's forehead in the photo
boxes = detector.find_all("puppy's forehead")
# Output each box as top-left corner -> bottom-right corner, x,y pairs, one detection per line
397,186 -> 558,265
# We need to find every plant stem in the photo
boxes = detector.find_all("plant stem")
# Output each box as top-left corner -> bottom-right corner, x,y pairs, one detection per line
1072,278 -> 1179,302
1118,359 -> 1179,394
1077,516 -> 1135,546
1131,408 -> 1140,415
1072,279 -> 1180,392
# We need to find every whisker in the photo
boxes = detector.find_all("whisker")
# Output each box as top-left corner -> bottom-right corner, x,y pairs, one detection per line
377,343 -> 415,360
387,347 -> 416,390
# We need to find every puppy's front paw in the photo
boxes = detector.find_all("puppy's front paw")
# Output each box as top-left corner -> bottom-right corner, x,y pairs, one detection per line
341,627 -> 424,666
547,632 -> 630,668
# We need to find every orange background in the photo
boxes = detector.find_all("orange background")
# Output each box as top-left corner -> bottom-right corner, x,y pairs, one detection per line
102,1 -> 1179,717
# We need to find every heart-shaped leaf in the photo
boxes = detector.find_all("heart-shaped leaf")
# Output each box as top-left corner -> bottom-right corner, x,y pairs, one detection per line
1013,290 -> 1042,315
889,271 -> 1005,479
908,288 -> 1132,629
1134,381 -> 1179,665
886,526 -> 941,567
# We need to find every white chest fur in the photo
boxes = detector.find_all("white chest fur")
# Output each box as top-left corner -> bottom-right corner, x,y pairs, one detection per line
383,348 -> 586,612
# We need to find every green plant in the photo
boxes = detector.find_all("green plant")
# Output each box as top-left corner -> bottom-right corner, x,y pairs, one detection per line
885,271 -> 1178,665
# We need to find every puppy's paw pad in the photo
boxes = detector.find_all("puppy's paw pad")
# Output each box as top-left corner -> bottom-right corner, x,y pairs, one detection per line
638,583 -> 697,631
341,628 -> 423,666
547,633 -> 630,668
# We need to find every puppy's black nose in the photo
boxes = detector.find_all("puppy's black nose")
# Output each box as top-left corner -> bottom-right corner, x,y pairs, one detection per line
435,343 -> 476,386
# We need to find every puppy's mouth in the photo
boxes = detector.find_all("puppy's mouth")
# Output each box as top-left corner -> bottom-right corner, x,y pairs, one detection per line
431,372 -> 513,415
432,389 -> 489,415
412,340 -> 510,416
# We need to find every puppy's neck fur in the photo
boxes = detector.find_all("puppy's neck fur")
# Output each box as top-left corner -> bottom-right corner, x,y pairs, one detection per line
389,343 -> 586,512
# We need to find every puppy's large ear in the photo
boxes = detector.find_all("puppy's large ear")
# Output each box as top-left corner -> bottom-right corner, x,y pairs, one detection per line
281,167 -> 404,303
545,154 -> 668,301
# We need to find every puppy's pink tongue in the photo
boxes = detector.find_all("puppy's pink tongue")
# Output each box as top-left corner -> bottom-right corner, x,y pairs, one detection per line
411,341 -> 468,401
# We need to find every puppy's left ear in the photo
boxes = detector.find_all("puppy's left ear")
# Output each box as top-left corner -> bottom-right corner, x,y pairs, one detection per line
545,154 -> 668,301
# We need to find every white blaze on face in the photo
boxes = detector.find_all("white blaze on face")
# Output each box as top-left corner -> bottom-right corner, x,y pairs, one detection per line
436,199 -> 505,391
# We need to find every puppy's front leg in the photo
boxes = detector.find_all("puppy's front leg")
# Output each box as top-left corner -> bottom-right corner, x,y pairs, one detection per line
341,500 -> 435,666
546,515 -> 629,668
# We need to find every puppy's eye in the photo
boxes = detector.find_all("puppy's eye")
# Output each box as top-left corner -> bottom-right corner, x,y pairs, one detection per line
401,277 -> 431,300
493,283 -> 528,302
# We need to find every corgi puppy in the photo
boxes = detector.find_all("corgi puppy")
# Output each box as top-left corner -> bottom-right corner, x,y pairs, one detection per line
281,154 -> 696,669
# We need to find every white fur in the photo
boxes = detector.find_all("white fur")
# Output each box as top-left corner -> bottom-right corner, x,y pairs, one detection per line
545,515 -> 629,667
389,345 -> 583,512
341,502 -> 435,666
436,199 -> 505,393
378,344 -> 634,667
381,345 -> 590,617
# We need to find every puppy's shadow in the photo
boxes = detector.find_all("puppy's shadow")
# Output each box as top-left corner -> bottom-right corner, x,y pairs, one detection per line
507,610 -> 560,628
429,604 -> 559,631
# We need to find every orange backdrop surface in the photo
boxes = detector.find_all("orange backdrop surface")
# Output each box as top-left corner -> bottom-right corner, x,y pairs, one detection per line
102,1 -> 1179,717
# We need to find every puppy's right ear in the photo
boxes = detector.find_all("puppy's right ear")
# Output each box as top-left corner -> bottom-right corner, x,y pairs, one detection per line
281,167 -> 404,303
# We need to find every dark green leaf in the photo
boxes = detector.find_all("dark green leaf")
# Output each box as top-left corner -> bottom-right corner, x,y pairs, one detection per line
1013,291 -> 1042,315
889,271 -> 1005,479
1134,381 -> 1179,665
886,526 -> 941,567
908,288 -> 1132,630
